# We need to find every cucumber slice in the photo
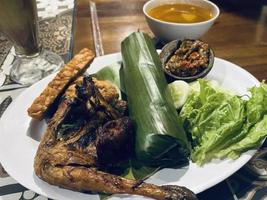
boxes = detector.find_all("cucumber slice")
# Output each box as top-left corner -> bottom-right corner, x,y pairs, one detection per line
168,80 -> 190,109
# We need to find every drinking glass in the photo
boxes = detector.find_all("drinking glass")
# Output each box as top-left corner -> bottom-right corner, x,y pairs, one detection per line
0,0 -> 64,85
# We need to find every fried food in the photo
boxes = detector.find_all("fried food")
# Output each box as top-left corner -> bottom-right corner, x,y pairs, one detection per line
34,76 -> 197,200
92,77 -> 119,102
64,76 -> 84,100
64,76 -> 119,103
96,117 -> 134,165
27,48 -> 95,120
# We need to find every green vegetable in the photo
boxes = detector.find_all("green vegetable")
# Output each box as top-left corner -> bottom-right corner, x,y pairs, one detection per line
221,115 -> 267,159
189,79 -> 235,96
167,80 -> 234,110
180,80 -> 267,165
217,83 -> 267,158
121,32 -> 190,167
246,83 -> 267,124
93,62 -> 122,92
181,80 -> 245,164
168,80 -> 190,109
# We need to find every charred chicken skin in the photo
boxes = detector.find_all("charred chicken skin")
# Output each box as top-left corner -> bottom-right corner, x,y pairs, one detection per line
33,76 -> 197,200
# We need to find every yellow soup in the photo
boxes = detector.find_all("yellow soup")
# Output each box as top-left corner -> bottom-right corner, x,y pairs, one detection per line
148,4 -> 213,23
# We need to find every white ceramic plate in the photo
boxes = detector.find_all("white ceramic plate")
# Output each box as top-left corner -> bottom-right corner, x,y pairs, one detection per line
0,53 -> 260,200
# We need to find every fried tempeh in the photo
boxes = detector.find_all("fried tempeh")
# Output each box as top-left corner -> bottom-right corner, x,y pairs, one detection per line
27,48 -> 95,120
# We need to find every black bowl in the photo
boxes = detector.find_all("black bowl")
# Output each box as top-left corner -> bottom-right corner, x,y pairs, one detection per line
159,39 -> 215,83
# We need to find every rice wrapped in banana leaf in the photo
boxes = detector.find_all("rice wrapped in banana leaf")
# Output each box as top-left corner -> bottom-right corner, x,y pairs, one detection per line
121,32 -> 190,167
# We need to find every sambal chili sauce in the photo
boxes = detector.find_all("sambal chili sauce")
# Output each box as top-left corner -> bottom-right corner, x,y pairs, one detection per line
165,40 -> 210,77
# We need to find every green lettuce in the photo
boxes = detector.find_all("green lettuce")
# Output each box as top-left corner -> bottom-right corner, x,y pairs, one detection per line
180,80 -> 267,165
217,83 -> 267,159
220,115 -> 267,159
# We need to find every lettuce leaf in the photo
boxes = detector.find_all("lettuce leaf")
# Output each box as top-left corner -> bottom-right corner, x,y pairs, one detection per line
246,83 -> 267,124
220,115 -> 267,159
180,80 -> 267,165
216,83 -> 267,158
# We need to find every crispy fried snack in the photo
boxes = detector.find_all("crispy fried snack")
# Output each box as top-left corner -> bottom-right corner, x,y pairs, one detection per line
27,48 -> 95,120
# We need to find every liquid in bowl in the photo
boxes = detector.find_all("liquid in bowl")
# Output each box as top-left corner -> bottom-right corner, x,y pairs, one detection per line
148,4 -> 213,23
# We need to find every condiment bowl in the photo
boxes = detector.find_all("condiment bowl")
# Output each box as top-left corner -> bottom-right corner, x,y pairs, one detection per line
143,0 -> 220,42
160,39 -> 215,82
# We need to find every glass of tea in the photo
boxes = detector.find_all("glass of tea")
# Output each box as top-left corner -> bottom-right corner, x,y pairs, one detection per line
0,0 -> 64,85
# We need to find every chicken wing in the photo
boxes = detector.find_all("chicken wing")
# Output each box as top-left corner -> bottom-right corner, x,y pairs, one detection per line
34,76 -> 197,200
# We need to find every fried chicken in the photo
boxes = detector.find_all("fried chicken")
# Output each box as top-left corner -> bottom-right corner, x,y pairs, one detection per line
33,76 -> 197,200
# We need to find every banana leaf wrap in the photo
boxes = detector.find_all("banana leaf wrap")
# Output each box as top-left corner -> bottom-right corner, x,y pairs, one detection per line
121,32 -> 190,167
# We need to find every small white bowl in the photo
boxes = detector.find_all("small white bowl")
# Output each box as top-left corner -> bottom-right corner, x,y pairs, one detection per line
143,0 -> 220,42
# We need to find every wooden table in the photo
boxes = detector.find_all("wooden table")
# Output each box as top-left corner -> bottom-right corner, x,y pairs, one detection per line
73,1 -> 267,199
74,0 -> 267,81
